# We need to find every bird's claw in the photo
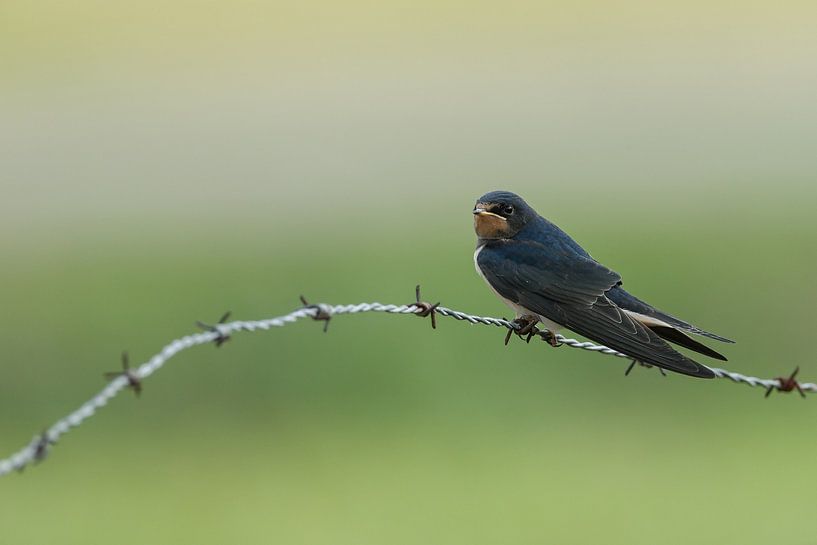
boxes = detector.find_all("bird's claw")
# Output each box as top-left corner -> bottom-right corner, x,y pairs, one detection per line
542,330 -> 563,348
625,359 -> 666,377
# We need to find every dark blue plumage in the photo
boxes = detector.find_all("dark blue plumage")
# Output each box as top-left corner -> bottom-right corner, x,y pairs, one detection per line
473,191 -> 733,378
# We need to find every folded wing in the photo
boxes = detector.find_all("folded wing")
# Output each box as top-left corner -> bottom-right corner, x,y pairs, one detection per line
476,240 -> 715,378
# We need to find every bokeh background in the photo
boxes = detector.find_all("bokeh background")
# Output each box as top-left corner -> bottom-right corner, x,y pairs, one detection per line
2,1 -> 816,543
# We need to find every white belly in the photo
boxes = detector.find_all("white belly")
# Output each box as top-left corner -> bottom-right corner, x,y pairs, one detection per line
473,245 -> 563,333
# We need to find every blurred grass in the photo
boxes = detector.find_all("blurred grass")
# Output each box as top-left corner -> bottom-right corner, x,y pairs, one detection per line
3,0 -> 817,542
1,216 -> 816,544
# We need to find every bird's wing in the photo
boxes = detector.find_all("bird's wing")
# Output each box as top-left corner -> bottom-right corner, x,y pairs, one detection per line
606,285 -> 734,344
477,240 -> 714,378
479,239 -> 623,305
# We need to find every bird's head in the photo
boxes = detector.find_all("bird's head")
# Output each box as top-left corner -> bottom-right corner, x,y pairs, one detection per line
473,191 -> 534,240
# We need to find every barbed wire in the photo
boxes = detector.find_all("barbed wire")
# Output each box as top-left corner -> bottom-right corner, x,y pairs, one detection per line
1,294 -> 812,477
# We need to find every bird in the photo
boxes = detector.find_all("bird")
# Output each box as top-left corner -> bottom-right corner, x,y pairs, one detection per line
472,190 -> 734,378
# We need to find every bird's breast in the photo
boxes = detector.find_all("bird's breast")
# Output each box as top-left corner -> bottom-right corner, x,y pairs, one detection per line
473,245 -> 527,316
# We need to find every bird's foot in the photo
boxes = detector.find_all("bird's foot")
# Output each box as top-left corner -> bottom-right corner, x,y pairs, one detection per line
542,330 -> 563,348
624,359 -> 666,377
504,315 -> 540,345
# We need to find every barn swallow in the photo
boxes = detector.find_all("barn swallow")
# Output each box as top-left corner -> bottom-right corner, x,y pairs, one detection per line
472,190 -> 734,378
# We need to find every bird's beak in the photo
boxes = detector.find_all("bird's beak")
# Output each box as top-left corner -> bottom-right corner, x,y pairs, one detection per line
473,204 -> 505,220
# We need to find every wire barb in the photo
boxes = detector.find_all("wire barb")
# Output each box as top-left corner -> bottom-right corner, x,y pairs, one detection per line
412,285 -> 439,329
765,366 -> 806,398
33,431 -> 56,464
103,351 -> 142,397
0,294 -> 813,476
503,316 -> 540,345
299,296 -> 332,332
196,311 -> 232,346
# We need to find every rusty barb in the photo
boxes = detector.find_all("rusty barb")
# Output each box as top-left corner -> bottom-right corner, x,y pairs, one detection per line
411,285 -> 439,329
299,296 -> 332,332
504,320 -> 538,346
32,431 -> 56,465
104,351 -> 143,397
196,311 -> 232,346
766,366 -> 806,398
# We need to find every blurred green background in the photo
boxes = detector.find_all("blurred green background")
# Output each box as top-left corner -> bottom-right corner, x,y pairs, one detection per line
2,1 -> 816,543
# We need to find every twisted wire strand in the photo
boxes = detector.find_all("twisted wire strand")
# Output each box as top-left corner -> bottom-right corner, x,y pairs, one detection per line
1,301 -> 812,477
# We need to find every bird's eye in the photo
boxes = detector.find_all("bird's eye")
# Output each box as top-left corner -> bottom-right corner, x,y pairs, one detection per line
503,205 -> 515,215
